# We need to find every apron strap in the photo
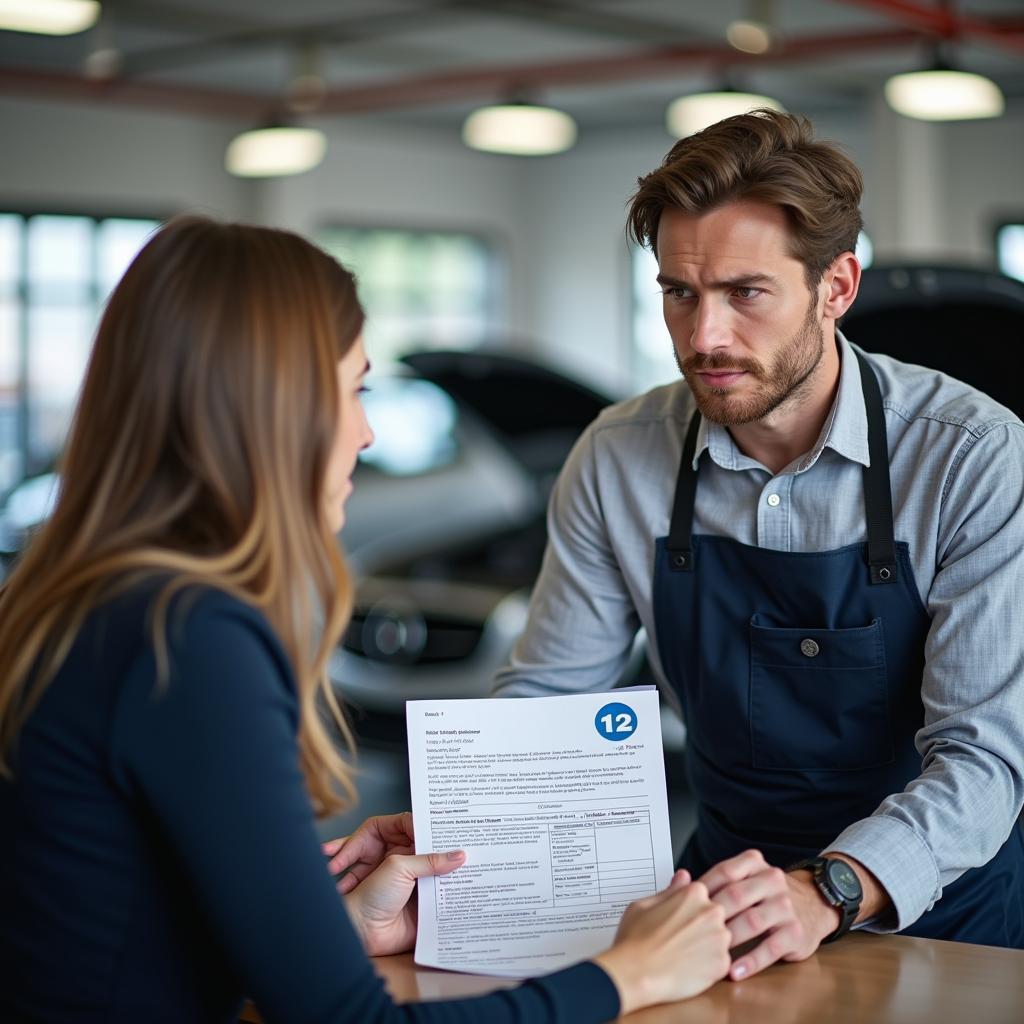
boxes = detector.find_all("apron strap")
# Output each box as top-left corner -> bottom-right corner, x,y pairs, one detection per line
666,409 -> 702,572
666,348 -> 898,584
856,350 -> 898,584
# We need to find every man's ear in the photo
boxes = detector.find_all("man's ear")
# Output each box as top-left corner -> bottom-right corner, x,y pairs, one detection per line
822,252 -> 861,321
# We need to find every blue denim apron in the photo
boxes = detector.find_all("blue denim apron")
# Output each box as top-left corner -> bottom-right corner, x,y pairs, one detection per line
653,351 -> 1024,947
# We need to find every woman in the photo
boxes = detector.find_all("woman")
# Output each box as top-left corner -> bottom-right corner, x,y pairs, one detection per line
0,217 -> 731,1023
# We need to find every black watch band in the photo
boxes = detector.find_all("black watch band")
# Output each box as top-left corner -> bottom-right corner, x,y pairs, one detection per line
787,856 -> 862,943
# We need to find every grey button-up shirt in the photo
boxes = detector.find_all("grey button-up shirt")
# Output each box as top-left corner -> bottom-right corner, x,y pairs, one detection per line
494,333 -> 1024,932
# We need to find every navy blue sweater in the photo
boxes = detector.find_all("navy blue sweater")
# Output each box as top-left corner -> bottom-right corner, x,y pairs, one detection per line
0,586 -> 619,1023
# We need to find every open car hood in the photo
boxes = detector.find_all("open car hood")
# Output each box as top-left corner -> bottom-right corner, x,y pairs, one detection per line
843,265 -> 1024,420
401,349 -> 612,478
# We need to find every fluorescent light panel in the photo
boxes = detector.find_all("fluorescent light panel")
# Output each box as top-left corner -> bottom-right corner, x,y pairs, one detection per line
0,0 -> 99,35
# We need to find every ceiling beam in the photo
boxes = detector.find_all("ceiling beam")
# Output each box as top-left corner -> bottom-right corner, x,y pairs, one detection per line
115,2 -> 463,78
445,0 -> 709,46
0,26 -> 927,121
314,27 -> 926,114
104,0 -> 273,36
0,64 -> 264,118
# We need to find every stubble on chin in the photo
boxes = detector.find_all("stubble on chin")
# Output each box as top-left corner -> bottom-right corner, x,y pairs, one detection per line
681,303 -> 825,427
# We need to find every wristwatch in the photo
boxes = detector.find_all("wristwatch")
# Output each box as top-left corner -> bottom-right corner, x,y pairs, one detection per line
787,856 -> 863,943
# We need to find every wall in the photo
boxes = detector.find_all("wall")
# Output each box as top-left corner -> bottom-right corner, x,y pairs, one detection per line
940,106 -> 1024,262
256,117 -> 533,342
518,110 -> 874,395
2,92 -> 1022,395
0,96 -> 251,220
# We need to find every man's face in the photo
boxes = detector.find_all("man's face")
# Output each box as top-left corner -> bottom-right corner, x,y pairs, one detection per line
656,200 -> 826,425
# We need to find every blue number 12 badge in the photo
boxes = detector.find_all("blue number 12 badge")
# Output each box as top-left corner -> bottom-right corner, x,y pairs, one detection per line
595,702 -> 637,742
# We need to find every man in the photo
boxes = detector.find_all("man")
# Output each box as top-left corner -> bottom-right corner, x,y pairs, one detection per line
493,110 -> 1024,977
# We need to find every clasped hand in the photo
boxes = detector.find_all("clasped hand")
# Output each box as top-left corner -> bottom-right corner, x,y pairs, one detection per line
325,816 -> 835,993
323,811 -> 465,957
697,849 -> 840,980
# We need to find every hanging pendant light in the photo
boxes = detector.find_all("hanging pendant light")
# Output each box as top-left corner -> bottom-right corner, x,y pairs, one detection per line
726,21 -> 773,54
462,103 -> 577,156
666,90 -> 785,139
884,64 -> 1004,121
0,0 -> 99,35
225,125 -> 326,178
726,0 -> 776,54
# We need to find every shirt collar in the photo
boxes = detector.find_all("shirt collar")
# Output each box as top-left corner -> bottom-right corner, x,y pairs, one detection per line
822,331 -> 870,469
690,331 -> 870,473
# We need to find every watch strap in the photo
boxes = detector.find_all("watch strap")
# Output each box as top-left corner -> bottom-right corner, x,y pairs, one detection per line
787,856 -> 861,943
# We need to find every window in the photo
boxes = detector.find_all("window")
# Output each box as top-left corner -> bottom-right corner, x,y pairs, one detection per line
0,212 -> 160,492
317,227 -> 499,369
631,245 -> 676,394
996,224 -> 1024,283
629,230 -> 874,393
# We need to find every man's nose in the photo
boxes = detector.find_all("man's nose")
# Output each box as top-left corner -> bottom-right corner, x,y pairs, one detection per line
689,299 -> 732,354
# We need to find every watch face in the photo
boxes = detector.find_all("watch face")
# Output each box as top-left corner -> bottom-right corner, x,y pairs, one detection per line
826,860 -> 862,901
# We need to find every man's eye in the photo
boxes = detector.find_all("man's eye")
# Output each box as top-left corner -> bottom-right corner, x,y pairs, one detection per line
735,287 -> 762,300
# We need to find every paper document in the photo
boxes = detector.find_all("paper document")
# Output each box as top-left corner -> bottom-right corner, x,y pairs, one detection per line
407,689 -> 674,977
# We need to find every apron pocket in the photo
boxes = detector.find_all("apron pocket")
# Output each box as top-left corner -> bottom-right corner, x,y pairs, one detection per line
749,615 -> 894,772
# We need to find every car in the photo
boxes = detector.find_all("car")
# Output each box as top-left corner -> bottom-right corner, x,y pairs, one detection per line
842,263 -> 1024,419
332,350 -> 624,735
321,349 -> 687,839
0,471 -> 59,579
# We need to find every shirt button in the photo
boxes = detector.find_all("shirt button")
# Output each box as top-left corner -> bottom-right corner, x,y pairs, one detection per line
800,639 -> 820,658
766,493 -> 781,507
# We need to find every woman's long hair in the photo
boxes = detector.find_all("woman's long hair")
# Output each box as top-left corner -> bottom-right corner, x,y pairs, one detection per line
0,216 -> 363,814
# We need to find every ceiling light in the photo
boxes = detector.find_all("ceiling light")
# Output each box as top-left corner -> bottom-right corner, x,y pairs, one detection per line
286,42 -> 327,115
726,20 -> 773,54
225,126 -> 327,178
83,46 -> 120,80
0,0 -> 99,35
666,91 -> 785,138
462,104 -> 577,156
884,68 -> 1004,121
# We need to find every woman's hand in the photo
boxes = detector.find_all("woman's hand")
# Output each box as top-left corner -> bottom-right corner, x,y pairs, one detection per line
344,848 -> 466,956
322,812 -> 416,894
593,871 -> 732,1015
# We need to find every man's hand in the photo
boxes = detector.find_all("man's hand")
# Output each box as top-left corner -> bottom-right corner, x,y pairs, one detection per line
322,811 -> 416,894
698,849 -> 839,981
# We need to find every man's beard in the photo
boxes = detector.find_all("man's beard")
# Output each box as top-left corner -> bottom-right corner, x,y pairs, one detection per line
678,297 -> 825,426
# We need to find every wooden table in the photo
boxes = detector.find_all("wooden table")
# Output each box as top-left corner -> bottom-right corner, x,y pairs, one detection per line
239,932 -> 1024,1023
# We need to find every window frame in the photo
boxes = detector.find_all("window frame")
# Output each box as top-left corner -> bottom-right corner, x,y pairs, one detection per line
0,204 -> 170,492
314,219 -> 506,366
994,217 -> 1024,283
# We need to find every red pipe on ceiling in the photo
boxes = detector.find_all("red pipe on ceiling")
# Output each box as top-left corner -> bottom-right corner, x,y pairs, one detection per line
838,0 -> 1024,53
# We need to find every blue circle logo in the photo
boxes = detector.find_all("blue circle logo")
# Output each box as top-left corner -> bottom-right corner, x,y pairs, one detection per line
595,702 -> 637,742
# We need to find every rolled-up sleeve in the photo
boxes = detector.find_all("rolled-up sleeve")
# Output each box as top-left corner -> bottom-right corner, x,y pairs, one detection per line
827,420 -> 1024,931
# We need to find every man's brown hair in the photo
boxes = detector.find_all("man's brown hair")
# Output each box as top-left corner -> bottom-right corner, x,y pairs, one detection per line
628,109 -> 863,287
